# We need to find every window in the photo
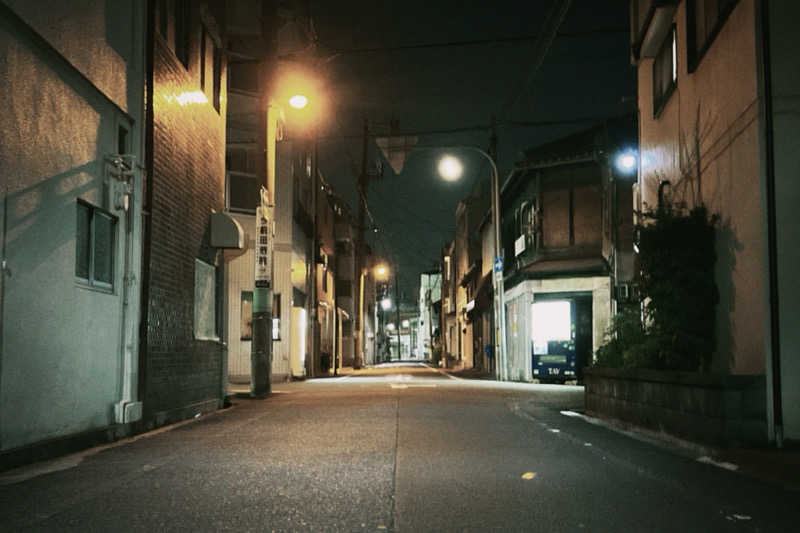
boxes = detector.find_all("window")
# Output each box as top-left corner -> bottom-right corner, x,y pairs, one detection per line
653,25 -> 677,117
76,201 -> 116,290
241,291 -> 253,340
174,0 -> 189,68
687,0 -> 739,71
200,26 -> 207,90
229,62 -> 259,93
227,172 -> 259,213
272,293 -> 281,341
194,259 -> 218,340
157,0 -> 167,39
212,44 -> 222,112
117,125 -> 128,155
444,256 -> 451,281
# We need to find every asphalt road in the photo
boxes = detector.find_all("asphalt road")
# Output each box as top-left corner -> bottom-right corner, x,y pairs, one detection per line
1,362 -> 797,532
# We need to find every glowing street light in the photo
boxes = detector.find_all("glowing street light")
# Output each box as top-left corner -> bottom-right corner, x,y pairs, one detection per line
614,150 -> 637,174
381,297 -> 392,311
386,323 -> 396,331
375,264 -> 389,281
438,154 -> 463,182
402,319 -> 410,328
289,94 -> 308,109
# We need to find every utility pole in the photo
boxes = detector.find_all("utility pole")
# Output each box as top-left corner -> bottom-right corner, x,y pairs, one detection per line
395,274 -> 402,359
251,8 -> 278,395
354,117 -> 369,368
309,137 -> 319,378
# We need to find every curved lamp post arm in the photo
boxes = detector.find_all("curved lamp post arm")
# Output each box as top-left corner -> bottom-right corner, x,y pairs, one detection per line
411,145 -> 508,381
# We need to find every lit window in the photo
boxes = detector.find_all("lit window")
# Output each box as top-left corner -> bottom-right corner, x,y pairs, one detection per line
272,293 -> 281,341
241,291 -> 253,340
653,26 -> 677,117
76,201 -> 116,290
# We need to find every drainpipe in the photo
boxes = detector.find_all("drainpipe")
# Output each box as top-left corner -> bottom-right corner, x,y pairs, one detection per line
0,187 -> 7,448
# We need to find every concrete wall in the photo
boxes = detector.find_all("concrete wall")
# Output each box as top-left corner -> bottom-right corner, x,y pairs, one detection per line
0,1 -> 144,451
585,367 -> 767,446
636,0 -> 766,375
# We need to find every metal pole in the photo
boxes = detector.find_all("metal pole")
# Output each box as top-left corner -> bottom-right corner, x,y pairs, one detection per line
309,136 -> 318,378
487,156 -> 508,381
395,273 -> 402,360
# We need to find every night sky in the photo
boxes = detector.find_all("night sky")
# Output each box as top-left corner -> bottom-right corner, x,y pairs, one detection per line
307,0 -> 634,300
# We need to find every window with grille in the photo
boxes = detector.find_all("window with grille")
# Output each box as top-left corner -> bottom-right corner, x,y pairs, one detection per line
76,200 -> 116,290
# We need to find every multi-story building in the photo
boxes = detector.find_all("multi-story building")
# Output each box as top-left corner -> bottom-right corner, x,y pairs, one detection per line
499,117 -> 636,382
439,240 -> 457,365
333,195 -> 357,369
1,0 -> 235,466
416,270 -> 442,361
630,0 -> 800,442
0,0 -> 146,465
454,193 -> 489,370
139,0 -> 233,427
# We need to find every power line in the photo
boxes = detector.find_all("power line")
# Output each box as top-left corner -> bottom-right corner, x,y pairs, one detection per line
501,0 -> 573,119
319,27 -> 625,56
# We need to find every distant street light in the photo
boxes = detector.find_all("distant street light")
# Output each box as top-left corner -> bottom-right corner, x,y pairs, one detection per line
437,155 -> 463,182
387,323 -> 396,331
402,319 -> 410,328
375,264 -> 389,281
381,297 -> 392,311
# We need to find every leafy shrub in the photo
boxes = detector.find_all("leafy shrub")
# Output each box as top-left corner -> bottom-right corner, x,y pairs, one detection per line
595,204 -> 719,371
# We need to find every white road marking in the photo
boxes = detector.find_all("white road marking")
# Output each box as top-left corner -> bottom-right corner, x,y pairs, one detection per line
697,456 -> 739,471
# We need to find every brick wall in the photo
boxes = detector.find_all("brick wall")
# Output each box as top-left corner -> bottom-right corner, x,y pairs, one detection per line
142,4 -> 227,424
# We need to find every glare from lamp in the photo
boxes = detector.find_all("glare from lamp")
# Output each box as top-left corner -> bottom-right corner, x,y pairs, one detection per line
402,319 -> 410,328
614,151 -> 637,174
438,155 -> 463,182
289,94 -> 308,109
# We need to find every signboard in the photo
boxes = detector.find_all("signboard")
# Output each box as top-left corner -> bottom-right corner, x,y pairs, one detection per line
514,235 -> 526,257
254,205 -> 272,288
493,256 -> 504,273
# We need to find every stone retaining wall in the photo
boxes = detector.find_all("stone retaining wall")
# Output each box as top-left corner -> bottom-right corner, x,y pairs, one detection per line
584,367 -> 768,446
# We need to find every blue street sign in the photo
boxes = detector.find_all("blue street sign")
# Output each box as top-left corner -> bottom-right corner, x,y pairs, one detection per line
493,256 -> 503,272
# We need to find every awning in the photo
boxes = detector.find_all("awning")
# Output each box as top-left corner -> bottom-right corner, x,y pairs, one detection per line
210,212 -> 244,249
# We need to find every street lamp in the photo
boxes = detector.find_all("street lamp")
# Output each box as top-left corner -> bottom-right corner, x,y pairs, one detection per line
438,155 -> 463,182
375,264 -> 389,281
436,148 -> 509,381
614,149 -> 637,175
289,94 -> 308,109
381,297 -> 392,310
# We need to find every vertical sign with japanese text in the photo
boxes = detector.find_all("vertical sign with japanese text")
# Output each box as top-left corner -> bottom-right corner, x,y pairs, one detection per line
255,203 -> 272,288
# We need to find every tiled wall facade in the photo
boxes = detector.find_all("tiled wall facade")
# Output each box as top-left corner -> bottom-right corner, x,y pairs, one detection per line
142,3 -> 227,423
